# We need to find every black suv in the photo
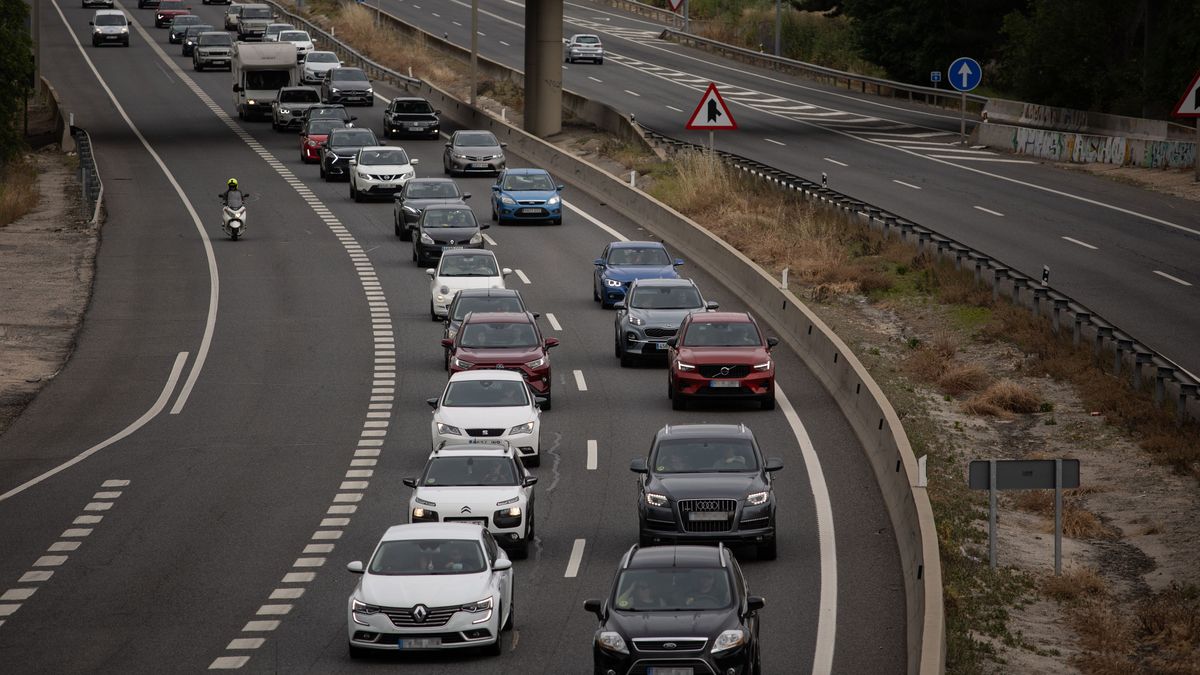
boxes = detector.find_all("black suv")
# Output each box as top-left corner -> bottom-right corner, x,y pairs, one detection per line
584,544 -> 764,675
319,127 -> 378,181
631,424 -> 782,559
442,288 -> 530,370
412,204 -> 487,267
383,96 -> 440,139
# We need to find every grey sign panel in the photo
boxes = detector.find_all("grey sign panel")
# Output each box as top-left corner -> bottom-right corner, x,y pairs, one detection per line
969,459 -> 1080,490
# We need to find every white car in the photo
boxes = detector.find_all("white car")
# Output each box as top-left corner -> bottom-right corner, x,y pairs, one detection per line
405,440 -> 538,557
346,523 -> 513,657
427,250 -> 510,321
278,29 -> 314,60
349,146 -> 418,202
564,33 -> 604,64
301,51 -> 341,84
429,371 -> 543,466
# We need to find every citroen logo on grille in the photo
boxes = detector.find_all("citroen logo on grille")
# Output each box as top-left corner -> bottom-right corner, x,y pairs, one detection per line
663,642 -> 677,650
460,506 -> 472,514
411,604 -> 428,623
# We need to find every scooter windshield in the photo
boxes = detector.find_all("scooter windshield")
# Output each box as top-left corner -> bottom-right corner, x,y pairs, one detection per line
225,192 -> 244,209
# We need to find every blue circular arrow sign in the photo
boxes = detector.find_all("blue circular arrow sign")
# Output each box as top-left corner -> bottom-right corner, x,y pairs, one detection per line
948,57 -> 982,92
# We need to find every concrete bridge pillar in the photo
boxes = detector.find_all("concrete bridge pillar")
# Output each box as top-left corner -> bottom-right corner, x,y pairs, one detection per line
524,0 -> 563,137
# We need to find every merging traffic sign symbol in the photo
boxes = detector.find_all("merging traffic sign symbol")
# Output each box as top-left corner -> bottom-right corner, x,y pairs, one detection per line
948,57 -> 982,92
685,83 -> 737,130
1171,69 -> 1200,118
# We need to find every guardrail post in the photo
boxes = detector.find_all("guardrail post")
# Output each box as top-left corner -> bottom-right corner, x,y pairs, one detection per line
1032,287 -> 1048,318
973,256 -> 990,285
1180,384 -> 1198,423
1072,311 -> 1091,347
916,231 -> 931,254
1154,366 -> 1174,407
1012,277 -> 1028,305
1051,298 -> 1069,334
953,247 -> 969,271
1094,325 -> 1113,361
1114,338 -> 1133,376
1133,351 -> 1154,391
992,268 -> 1009,302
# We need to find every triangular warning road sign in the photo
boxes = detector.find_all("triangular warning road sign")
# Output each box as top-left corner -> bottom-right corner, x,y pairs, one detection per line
1172,69 -> 1200,118
685,83 -> 737,131
667,0 -> 685,11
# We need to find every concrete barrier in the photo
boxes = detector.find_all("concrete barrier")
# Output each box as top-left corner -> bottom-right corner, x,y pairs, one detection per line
977,121 -> 1197,169
985,97 -> 1195,141
39,77 -> 72,152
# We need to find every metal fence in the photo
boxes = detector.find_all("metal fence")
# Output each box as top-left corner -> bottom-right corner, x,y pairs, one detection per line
638,124 -> 1200,422
71,126 -> 103,224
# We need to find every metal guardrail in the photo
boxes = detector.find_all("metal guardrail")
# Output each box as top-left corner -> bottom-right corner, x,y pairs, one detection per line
595,0 -> 683,27
71,126 -> 103,225
638,124 -> 1200,421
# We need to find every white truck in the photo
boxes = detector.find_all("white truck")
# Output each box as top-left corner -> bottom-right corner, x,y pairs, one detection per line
232,42 -> 298,120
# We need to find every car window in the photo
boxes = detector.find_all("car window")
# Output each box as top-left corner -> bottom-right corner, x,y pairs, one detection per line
455,132 -> 499,147
359,148 -> 409,165
369,539 -> 487,575
651,438 -> 758,473
279,89 -> 319,103
607,247 -> 671,266
459,322 -> 538,348
279,31 -> 309,41
443,379 -> 530,407
501,173 -> 555,191
241,7 -> 272,18
331,69 -> 368,82
422,456 -> 519,486
308,107 -> 346,119
482,530 -> 500,563
173,16 -> 200,25
159,0 -> 184,8
185,25 -> 213,37
406,181 -> 459,199
630,286 -> 702,310
198,32 -> 232,46
681,321 -> 762,347
452,296 -> 523,320
245,71 -> 289,91
421,208 -> 475,229
329,129 -> 376,147
575,35 -> 600,44
438,254 -> 500,277
307,52 -> 338,63
94,14 -> 126,25
614,569 -> 732,611
392,100 -> 434,114
306,119 -> 345,135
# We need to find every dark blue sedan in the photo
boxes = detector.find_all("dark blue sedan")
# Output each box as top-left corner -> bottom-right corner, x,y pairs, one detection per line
491,168 -> 564,225
593,241 -> 684,309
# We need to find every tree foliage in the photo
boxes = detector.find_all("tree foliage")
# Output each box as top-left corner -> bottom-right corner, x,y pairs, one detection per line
0,0 -> 33,161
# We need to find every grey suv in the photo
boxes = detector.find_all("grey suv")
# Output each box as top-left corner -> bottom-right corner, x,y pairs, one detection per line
271,86 -> 321,131
614,278 -> 717,366
192,31 -> 233,71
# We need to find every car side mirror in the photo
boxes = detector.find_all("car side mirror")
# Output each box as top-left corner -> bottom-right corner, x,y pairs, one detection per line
666,337 -> 678,348
435,109 -> 442,114
444,142 -> 452,147
232,84 -> 242,92
765,457 -> 784,472
426,268 -> 436,277
491,185 -> 500,192
544,337 -> 560,349
500,142 -> 508,148
747,596 -> 766,613
766,337 -> 780,349
462,193 -> 471,200
402,477 -> 417,488
583,599 -> 605,620
534,395 -> 548,407
350,116 -> 357,121
523,475 -> 538,487
705,301 -> 720,310
426,396 -> 440,408
673,258 -> 685,266
440,338 -> 454,349
613,301 -> 625,310
481,223 -> 490,230
532,312 -> 541,318
593,258 -> 605,266
347,561 -> 364,574
89,21 -> 94,25
410,158 -> 420,165
502,268 -> 512,276
348,158 -> 357,165
629,457 -> 648,473
556,184 -> 565,191
493,558 -> 513,572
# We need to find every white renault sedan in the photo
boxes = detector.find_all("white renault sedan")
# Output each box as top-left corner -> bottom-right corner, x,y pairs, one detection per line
427,250 -> 510,321
346,523 -> 513,658
428,371 -> 543,466
405,440 -> 537,557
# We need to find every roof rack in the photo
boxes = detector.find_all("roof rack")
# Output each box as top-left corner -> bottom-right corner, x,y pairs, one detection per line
717,542 -> 727,568
621,544 -> 639,570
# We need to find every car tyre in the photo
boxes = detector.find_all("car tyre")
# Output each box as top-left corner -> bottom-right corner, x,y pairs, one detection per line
484,623 -> 503,657
491,206 -> 498,222
443,348 -> 450,371
524,453 -> 540,468
539,394 -> 551,411
319,163 -> 326,180
757,537 -> 778,561
351,181 -> 361,202
639,533 -> 654,548
760,393 -> 776,411
348,642 -> 369,660
430,301 -> 440,322
671,384 -> 686,410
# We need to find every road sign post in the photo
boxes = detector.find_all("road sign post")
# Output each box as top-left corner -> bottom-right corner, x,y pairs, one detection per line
930,71 -> 941,89
969,458 -> 1081,574
948,57 -> 982,144
1170,69 -> 1200,181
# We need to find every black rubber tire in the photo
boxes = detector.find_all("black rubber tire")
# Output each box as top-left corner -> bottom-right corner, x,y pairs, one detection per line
620,351 -> 636,368
430,302 -> 440,322
443,349 -> 450,372
484,628 -> 503,656
672,388 -> 686,411
319,164 -> 326,180
524,453 -> 540,468
491,207 -> 498,222
757,537 -> 778,561
512,536 -> 529,560
193,62 -> 201,71
639,533 -> 654,548
540,394 -> 551,411
348,642 -> 369,660
230,228 -> 240,241
503,596 -> 515,631
553,218 -> 562,225
614,334 -> 622,358
351,182 -> 361,202
760,394 -> 776,411
593,282 -> 600,302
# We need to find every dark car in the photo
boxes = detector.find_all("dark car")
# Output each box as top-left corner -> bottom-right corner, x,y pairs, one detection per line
444,312 -> 558,409
137,0 -> 159,7
383,96 -> 440,139
180,23 -> 213,56
271,86 -> 321,131
593,241 -> 684,309
153,0 -> 190,28
614,278 -> 718,366
167,14 -> 201,43
321,67 -> 373,106
302,103 -> 355,126
319,127 -> 378,181
299,118 -> 346,163
631,423 -> 782,558
667,312 -> 779,411
441,289 -> 528,370
584,544 -> 764,675
393,177 -> 470,239
413,204 -> 487,267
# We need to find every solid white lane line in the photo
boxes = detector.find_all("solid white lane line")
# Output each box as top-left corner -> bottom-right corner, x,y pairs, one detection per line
666,104 -> 683,112
624,89 -> 640,97
1061,236 -> 1097,250
515,269 -> 532,284
564,201 -> 627,241
586,440 -> 598,470
926,155 -> 1036,164
892,179 -> 922,190
1153,270 -> 1193,286
823,157 -> 848,167
973,205 -> 1005,217
588,76 -> 603,83
564,539 -> 586,578
764,138 -> 786,146
483,233 -> 498,246
546,313 -> 562,331
573,370 -> 588,391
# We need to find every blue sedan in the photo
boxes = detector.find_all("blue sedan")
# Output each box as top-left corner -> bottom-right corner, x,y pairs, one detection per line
491,168 -> 564,224
593,241 -> 684,309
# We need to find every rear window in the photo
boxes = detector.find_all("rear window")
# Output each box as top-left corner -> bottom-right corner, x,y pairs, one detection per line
329,129 -> 377,147
306,119 -> 345,135
279,31 -> 309,41
406,181 -> 460,200
242,7 -> 272,18
452,296 -> 523,320
575,35 -> 600,44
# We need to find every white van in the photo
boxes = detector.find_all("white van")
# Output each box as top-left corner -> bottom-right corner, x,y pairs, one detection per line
90,10 -> 130,48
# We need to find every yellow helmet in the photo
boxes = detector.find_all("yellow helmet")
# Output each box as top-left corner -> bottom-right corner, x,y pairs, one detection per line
227,178 -> 238,189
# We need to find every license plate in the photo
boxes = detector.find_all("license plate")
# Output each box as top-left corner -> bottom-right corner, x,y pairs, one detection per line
442,245 -> 464,250
471,163 -> 489,169
398,637 -> 441,649
709,380 -> 741,388
647,668 -> 693,675
655,342 -> 669,350
518,208 -> 541,215
689,511 -> 728,521
211,59 -> 227,65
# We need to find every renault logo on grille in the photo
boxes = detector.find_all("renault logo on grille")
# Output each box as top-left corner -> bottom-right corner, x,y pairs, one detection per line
411,604 -> 428,623
460,506 -> 472,514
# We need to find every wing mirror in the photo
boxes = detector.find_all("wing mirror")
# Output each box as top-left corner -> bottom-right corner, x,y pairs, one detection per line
534,395 -> 549,407
666,337 -> 678,348
232,84 -> 242,92
613,301 -> 625,310
629,457 -> 648,474
766,337 -> 780,349
673,258 -> 685,266
440,338 -> 454,349
500,142 -> 508,148
556,184 -> 565,191
410,158 -> 420,165
583,599 -> 605,620
747,596 -> 766,613
346,561 -> 364,574
705,300 -> 720,310
491,185 -> 500,192
493,558 -> 513,572
426,396 -> 440,408
765,457 -> 784,472
402,477 -> 417,488
480,223 -> 490,230
593,258 -> 605,266
426,268 -> 436,277
501,268 -> 513,276
348,158 -> 357,166
544,337 -> 560,349
444,142 -> 452,147
523,475 -> 538,487
349,115 -> 358,121
462,193 -> 471,200
532,312 -> 541,318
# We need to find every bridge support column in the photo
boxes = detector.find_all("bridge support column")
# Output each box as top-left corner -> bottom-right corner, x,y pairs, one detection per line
524,0 -> 563,137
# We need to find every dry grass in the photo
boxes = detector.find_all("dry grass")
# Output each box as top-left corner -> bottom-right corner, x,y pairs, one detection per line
0,156 -> 39,227
1060,583 -> 1200,674
962,379 -> 1043,417
1042,567 -> 1106,602
937,363 -> 991,396
1012,489 -> 1115,539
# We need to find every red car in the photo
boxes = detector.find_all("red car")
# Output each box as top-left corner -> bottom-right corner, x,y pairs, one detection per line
299,118 -> 346,163
154,0 -> 191,28
667,312 -> 779,410
443,312 -> 559,409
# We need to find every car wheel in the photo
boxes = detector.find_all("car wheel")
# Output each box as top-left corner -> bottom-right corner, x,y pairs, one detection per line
484,620 -> 503,656
491,205 -> 497,222
348,642 -> 369,659
671,385 -> 686,410
512,535 -> 529,560
540,394 -> 551,411
598,58 -> 604,65
351,182 -> 361,202
553,217 -> 562,225
430,301 -> 440,322
593,282 -> 600,302
600,299 -> 612,310
319,164 -> 326,179
614,333 -> 622,358
193,61 -> 201,71
524,453 -> 540,468
757,537 -> 778,561
760,394 -> 776,411
443,349 -> 450,372
503,596 -> 515,631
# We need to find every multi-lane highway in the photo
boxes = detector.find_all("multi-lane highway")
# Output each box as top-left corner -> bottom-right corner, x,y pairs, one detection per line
0,1 -> 906,672
382,0 -> 1200,379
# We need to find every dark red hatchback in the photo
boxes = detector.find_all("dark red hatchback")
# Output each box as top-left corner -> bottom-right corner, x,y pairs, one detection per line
443,312 -> 559,409
667,312 -> 778,410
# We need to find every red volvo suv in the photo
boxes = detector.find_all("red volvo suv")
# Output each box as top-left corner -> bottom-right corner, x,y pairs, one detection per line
667,312 -> 778,410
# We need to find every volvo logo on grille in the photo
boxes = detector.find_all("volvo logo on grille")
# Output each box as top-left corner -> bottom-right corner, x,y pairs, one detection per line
663,642 -> 677,649
411,604 -> 428,623
718,366 -> 732,376
460,506 -> 472,514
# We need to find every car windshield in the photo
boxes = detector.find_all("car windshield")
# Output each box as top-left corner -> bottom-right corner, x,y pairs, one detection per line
682,321 -> 762,347
422,208 -> 475,229
246,71 -> 289,91
393,100 -> 434,113
172,16 -> 200,25
159,0 -> 184,8
652,438 -> 758,473
369,539 -> 487,575
280,31 -> 309,41
614,569 -> 732,611
407,181 -> 459,199
330,130 -> 376,148
608,247 -> 671,266
332,69 -> 369,82
442,379 -> 529,407
198,32 -> 232,46
459,322 -> 538,349
455,132 -> 498,147
242,7 -> 272,18
438,254 -> 499,277
501,173 -> 555,191
185,25 -> 213,37
575,35 -> 600,44
307,52 -> 338,63
95,15 -> 126,25
422,456 -> 520,487
308,107 -> 346,119
452,296 -> 522,320
279,89 -> 319,103
630,286 -> 702,310
359,148 -> 409,166
306,119 -> 345,135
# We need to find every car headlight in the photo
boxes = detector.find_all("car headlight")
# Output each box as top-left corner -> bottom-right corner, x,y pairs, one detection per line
247,100 -> 257,105
596,631 -> 629,655
461,595 -> 492,616
677,361 -> 696,371
753,360 -> 773,371
415,496 -> 436,507
436,422 -> 462,435
524,356 -> 546,369
628,316 -> 644,326
646,492 -> 667,507
499,195 -> 517,206
453,153 -> 469,159
604,278 -> 622,288
420,232 -> 435,244
747,491 -> 770,506
502,506 -> 521,517
547,195 -> 560,205
712,629 -> 747,654
120,26 -> 129,33
330,87 -> 340,93
277,107 -> 289,114
509,422 -> 535,435
357,171 -> 371,180
468,233 -> 483,245
451,356 -> 474,369
366,87 -> 374,94
351,598 -> 379,625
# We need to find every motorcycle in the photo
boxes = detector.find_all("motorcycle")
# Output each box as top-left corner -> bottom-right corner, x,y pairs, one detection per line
217,191 -> 255,240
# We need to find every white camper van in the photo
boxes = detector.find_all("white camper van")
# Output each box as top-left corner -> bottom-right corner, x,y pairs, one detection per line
231,42 -> 298,120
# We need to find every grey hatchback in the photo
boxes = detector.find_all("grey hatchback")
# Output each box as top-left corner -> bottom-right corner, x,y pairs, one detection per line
443,130 -> 506,176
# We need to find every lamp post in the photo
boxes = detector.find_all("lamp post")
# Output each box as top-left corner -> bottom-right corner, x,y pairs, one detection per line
774,0 -> 781,56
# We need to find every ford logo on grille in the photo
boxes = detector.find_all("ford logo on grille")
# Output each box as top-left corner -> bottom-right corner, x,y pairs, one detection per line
411,604 -> 428,623
663,642 -> 677,649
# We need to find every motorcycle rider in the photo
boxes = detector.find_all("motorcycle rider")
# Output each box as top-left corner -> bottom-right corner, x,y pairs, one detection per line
218,178 -> 249,204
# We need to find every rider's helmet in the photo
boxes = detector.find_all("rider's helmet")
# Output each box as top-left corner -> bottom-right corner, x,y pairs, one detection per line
227,178 -> 239,190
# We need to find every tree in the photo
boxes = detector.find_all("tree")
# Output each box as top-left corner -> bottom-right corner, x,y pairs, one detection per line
0,0 -> 33,162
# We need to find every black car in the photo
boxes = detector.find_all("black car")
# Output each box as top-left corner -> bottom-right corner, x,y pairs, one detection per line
393,177 -> 470,239
442,289 -> 529,370
321,67 -> 373,106
383,96 -> 440,139
584,544 -> 764,675
137,0 -> 160,8
180,23 -> 213,56
319,127 -> 378,181
631,424 -> 782,559
413,204 -> 487,267
167,14 -> 202,43
302,104 -> 355,126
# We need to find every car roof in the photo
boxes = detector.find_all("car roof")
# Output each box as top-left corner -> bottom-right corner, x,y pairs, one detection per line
655,423 -> 755,441
503,168 -> 550,176
453,287 -> 519,298
94,9 -> 125,15
441,248 -> 496,260
462,311 -> 534,325
381,522 -> 486,542
431,439 -> 518,457
448,369 -> 526,383
610,240 -> 666,249
627,545 -> 725,569
408,177 -> 455,184
630,278 -> 696,289
685,311 -> 754,324
357,145 -> 397,153
422,203 -> 472,211
279,86 -> 317,92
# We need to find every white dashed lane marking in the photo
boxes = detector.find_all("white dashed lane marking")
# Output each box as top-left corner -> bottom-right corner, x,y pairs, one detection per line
564,539 -> 586,578
546,313 -> 562,331
514,269 -> 532,284
1153,270 -> 1192,287
892,179 -> 922,190
973,205 -> 1005,217
1061,236 -> 1097,250
586,440 -> 598,470
573,370 -> 588,392
823,157 -> 848,167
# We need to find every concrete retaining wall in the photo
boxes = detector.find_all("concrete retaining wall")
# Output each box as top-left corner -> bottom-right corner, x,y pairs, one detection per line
977,121 -> 1197,169
985,97 -> 1195,141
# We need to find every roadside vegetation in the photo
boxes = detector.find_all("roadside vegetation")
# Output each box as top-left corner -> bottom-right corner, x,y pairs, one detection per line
0,157 -> 39,227
0,1 -> 36,226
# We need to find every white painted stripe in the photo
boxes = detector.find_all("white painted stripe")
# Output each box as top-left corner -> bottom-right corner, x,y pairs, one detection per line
926,155 -> 1036,164
62,528 -> 92,537
242,620 -> 280,632
293,557 -> 325,568
346,470 -> 374,478
209,655 -> 251,669
303,544 -> 333,555
333,493 -> 363,503
313,529 -> 344,539
892,179 -> 922,190
226,638 -> 265,650
351,459 -> 377,467
666,104 -> 683,112
588,76 -> 603,83
1061,236 -> 1097,250
900,146 -> 995,155
48,541 -> 80,552
764,138 -> 786,146
101,480 -> 129,488
624,89 -> 640,97
586,440 -> 598,470
0,605 -> 19,618
564,539 -> 586,578
483,233 -> 498,246
514,269 -> 532,284
256,604 -> 291,616
282,572 -> 315,583
973,205 -> 1005,217
269,588 -> 305,600
1153,270 -> 1192,286
93,491 -> 121,499
19,571 -> 52,583
323,517 -> 352,527
327,505 -> 357,515
360,430 -> 387,437
84,502 -> 113,511
33,556 -> 67,567
0,589 -> 35,601
500,40 -> 510,46
573,370 -> 588,391
73,515 -> 102,525
363,421 -> 389,428
546,313 -> 562,331
822,157 -> 848,167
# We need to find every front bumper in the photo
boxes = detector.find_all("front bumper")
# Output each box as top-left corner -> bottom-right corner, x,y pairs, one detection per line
495,201 -> 561,222
327,90 -> 374,105
387,120 -> 440,136
348,604 -> 499,652
594,648 -> 751,675
620,327 -> 677,356
354,174 -> 413,196
416,240 -> 485,261
92,32 -> 128,45
323,155 -> 355,178
640,503 -> 775,546
673,370 -> 774,399
195,51 -> 232,68
447,156 -> 504,174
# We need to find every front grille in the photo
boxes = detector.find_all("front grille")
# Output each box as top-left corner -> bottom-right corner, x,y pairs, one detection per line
465,428 -> 505,437
644,327 -> 677,338
517,200 -> 545,205
369,174 -> 398,181
444,516 -> 488,524
380,604 -> 459,628
632,637 -> 708,652
697,364 -> 750,378
678,499 -> 736,533
740,516 -> 770,530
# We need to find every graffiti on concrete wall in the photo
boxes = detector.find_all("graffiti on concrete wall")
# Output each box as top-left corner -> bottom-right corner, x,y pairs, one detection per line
1020,103 -> 1089,132
1005,126 -> 1195,169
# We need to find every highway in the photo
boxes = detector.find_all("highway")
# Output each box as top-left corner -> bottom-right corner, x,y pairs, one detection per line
0,1 -> 905,672
382,0 -> 1200,379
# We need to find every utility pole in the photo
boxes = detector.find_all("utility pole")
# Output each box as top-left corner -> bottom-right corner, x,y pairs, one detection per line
470,0 -> 478,106
774,0 -> 781,56
683,0 -> 689,33
33,0 -> 41,95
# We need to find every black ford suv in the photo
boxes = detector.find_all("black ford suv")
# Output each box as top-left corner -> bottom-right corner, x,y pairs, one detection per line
584,544 -> 764,675
631,424 -> 782,559
383,96 -> 440,139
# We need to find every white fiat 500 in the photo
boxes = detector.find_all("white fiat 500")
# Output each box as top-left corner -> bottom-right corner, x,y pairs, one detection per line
405,440 -> 538,557
429,371 -> 543,466
427,249 -> 510,320
346,523 -> 513,657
